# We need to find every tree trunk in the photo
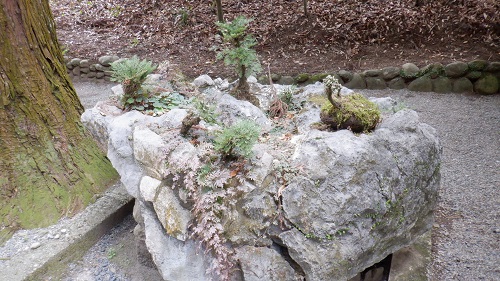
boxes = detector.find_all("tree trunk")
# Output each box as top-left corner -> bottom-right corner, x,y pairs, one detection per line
303,0 -> 309,17
215,0 -> 224,23
0,0 -> 117,241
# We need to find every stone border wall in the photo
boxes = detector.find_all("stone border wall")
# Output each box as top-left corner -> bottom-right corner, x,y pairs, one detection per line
65,55 -> 120,82
65,55 -> 500,94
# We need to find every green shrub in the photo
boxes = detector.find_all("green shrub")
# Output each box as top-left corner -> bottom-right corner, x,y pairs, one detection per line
110,56 -> 157,109
214,120 -> 260,159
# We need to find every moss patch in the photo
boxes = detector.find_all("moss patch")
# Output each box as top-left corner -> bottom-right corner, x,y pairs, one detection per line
320,93 -> 380,133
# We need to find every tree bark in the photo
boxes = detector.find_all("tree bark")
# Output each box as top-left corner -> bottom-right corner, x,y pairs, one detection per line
0,0 -> 117,241
215,0 -> 224,23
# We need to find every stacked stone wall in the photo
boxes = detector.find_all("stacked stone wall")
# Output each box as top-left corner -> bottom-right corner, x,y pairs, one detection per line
65,55 -> 499,94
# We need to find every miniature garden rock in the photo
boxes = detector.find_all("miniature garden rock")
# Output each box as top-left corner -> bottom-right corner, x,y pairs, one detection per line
82,74 -> 442,281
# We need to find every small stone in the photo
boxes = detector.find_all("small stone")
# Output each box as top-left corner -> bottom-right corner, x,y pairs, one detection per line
344,73 -> 366,89
408,76 -> 432,92
365,77 -> 386,89
388,77 -> 406,90
98,55 -> 119,66
79,59 -> 90,68
401,63 -> 419,78
70,58 -> 82,67
277,75 -> 294,85
54,234 -> 60,239
493,228 -> 500,234
445,62 -> 468,78
382,66 -> 401,80
452,77 -> 473,93
30,242 -> 41,249
193,74 -> 214,87
61,228 -> 67,233
474,74 -> 499,95
363,69 -> 381,77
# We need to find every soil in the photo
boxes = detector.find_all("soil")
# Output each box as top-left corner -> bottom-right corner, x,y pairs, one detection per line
49,0 -> 499,79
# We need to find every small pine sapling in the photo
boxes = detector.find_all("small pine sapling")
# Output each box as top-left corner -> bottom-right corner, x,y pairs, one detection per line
216,16 -> 262,105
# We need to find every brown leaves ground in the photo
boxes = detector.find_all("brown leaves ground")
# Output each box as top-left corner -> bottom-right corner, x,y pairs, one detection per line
50,0 -> 499,78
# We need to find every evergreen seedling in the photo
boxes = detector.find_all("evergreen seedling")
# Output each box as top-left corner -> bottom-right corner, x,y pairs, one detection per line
216,16 -> 262,104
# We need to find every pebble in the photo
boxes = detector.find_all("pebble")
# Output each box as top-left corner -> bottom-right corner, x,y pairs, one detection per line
30,242 -> 41,249
61,229 -> 68,234
493,229 -> 500,234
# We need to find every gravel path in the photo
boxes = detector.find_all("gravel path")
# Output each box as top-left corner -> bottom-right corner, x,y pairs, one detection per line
360,90 -> 500,281
71,81 -> 499,281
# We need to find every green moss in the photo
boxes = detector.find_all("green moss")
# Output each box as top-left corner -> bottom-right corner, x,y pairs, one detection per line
321,93 -> 380,132
295,73 -> 310,83
0,137 -> 118,244
309,73 -> 329,83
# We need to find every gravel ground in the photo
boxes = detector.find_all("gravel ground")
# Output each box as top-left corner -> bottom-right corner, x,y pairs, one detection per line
68,82 -> 499,281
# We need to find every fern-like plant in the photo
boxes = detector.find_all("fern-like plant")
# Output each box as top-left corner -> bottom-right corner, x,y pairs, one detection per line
110,56 -> 157,109
214,119 -> 261,159
216,16 -> 262,104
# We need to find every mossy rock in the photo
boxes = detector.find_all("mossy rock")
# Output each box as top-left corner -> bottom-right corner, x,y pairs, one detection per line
466,71 -> 482,80
484,62 -> 500,72
295,73 -> 310,83
344,73 -> 366,89
474,74 -> 499,95
320,93 -> 381,133
388,77 -> 406,90
452,77 -> 474,93
400,63 -> 420,79
432,77 -> 452,93
309,73 -> 329,83
408,76 -> 432,92
468,60 -> 488,71
366,77 -> 386,90
421,63 -> 445,78
445,62 -> 468,78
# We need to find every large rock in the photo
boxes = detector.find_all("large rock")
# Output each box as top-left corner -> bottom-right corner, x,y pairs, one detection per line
236,246 -> 303,281
280,109 -> 441,280
82,78 -> 442,281
214,93 -> 272,132
141,202 -> 212,281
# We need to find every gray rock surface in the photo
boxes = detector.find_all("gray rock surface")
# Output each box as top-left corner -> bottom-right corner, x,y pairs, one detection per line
236,246 -> 302,281
279,110 -> 441,280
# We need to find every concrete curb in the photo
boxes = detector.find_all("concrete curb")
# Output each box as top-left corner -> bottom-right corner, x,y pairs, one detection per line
0,182 -> 134,281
